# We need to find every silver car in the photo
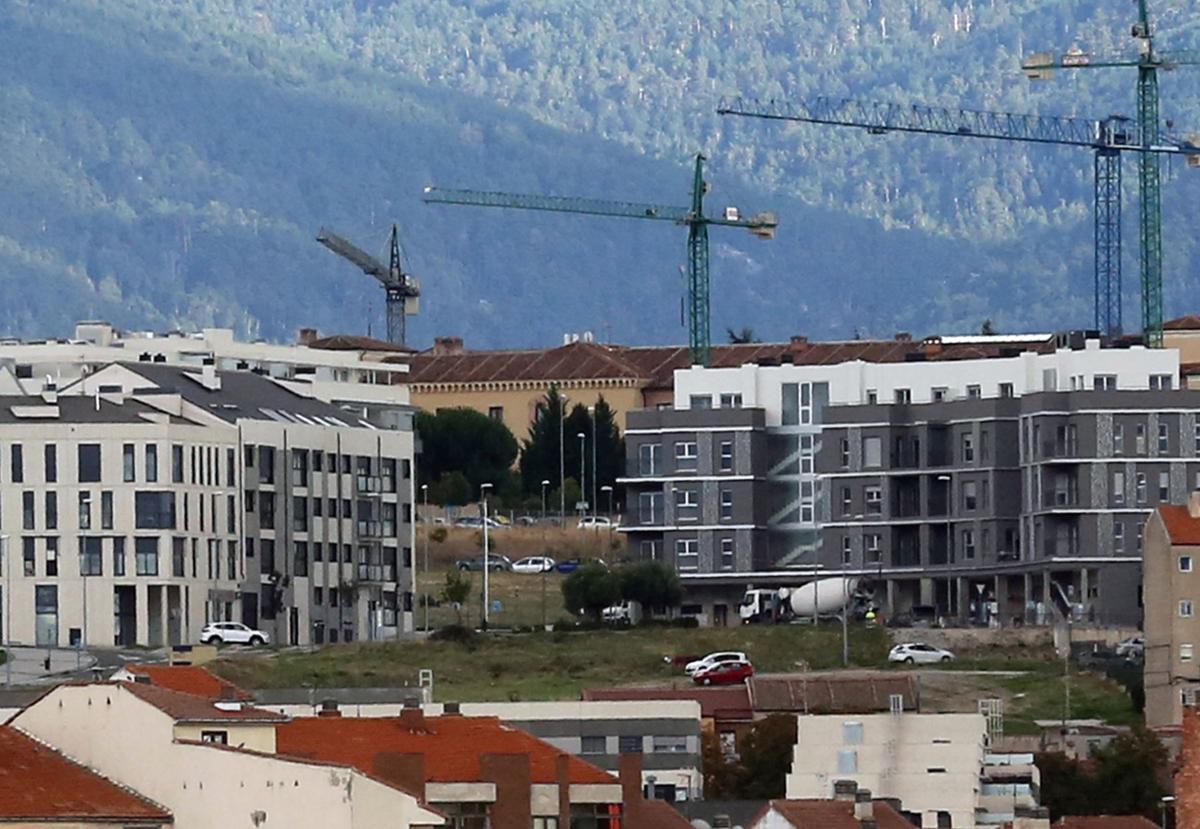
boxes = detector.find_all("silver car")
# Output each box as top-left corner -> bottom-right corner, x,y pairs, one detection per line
888,642 -> 955,664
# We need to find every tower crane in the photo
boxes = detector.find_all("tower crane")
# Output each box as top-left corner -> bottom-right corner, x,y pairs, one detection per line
421,154 -> 776,366
316,225 -> 421,347
718,96 -> 1199,338
1022,0 -> 1200,346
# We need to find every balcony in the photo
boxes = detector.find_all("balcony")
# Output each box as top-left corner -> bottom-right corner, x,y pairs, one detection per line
357,519 -> 396,538
1041,489 -> 1081,510
357,563 -> 396,583
1040,441 -> 1080,461
356,475 -> 384,495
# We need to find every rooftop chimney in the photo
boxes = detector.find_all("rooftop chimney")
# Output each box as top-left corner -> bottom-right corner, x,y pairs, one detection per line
398,704 -> 426,732
833,779 -> 859,801
432,336 -> 465,356
200,357 -> 221,391
1189,490 -> 1200,519
318,699 -> 341,717
40,380 -> 58,405
789,335 -> 809,352
297,327 -> 319,346
895,332 -> 912,343
217,684 -> 241,702
854,789 -> 874,823
443,702 -> 461,715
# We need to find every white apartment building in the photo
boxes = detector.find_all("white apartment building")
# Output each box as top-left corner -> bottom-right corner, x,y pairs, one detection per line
785,712 -> 987,829
0,360 -> 416,649
666,332 -> 1179,565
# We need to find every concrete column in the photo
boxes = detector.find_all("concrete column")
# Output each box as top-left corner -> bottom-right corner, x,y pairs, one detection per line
993,575 -> 1004,626
956,577 -> 969,621
135,583 -> 149,646
919,578 -> 934,606
1023,572 -> 1033,625
886,579 -> 897,616
1080,568 -> 1091,621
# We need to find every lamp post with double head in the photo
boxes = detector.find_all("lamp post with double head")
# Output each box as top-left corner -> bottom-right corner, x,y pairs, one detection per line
480,482 -> 493,629
541,480 -> 550,522
558,393 -> 568,527
589,405 -> 597,522
577,432 -> 586,521
421,484 -> 430,632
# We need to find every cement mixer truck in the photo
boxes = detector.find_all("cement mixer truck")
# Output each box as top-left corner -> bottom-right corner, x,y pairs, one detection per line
738,577 -> 870,624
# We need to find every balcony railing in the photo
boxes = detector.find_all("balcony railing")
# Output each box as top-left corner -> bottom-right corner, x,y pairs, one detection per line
357,563 -> 396,582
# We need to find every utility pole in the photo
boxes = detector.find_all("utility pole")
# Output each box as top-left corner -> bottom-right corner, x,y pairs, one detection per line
558,393 -> 567,527
421,484 -> 429,632
481,483 -> 493,629
590,406 -> 598,523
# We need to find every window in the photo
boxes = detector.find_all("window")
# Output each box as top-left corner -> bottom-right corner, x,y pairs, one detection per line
22,538 -> 35,576
10,443 -> 22,483
34,585 -> 57,647
75,444 -> 101,483
487,405 -> 504,421
1151,373 -> 1173,390
720,538 -> 734,570
291,449 -> 309,487
837,748 -> 858,774
865,486 -> 882,515
719,393 -> 742,409
962,481 -> 978,511
840,438 -> 850,468
962,529 -> 976,559
145,444 -> 158,483
294,542 -> 308,577
1136,474 -> 1147,504
171,444 -> 184,483
1113,471 -> 1125,505
931,387 -> 948,402
258,446 -> 275,484
675,538 -> 698,571
866,389 -> 878,405
719,440 -> 734,472
293,496 -> 309,532
113,537 -> 126,577
1183,644 -> 1195,663
135,537 -> 159,576
45,538 -> 57,577
843,721 -> 864,744
44,492 -> 57,530
1093,374 -> 1117,391
689,395 -> 712,410
637,492 -> 662,526
719,489 -> 734,520
260,493 -> 275,529
841,487 -> 852,516
638,443 -> 662,476
1182,556 -> 1194,573
980,430 -> 990,461
135,492 -> 176,530
894,388 -> 912,404
999,382 -> 1014,398
1181,600 -> 1195,619
1113,522 -> 1125,553
617,735 -> 643,754
1159,423 -> 1170,454
227,495 -> 236,534
200,731 -> 228,745
79,537 -> 103,576
675,488 -> 698,520
122,443 -> 135,482
100,491 -> 113,530
863,437 -> 882,468
966,384 -> 981,399
674,441 -> 698,471
78,491 -> 91,530
839,536 -> 853,565
581,736 -> 606,755
172,538 -> 186,578
226,448 -> 236,486
43,444 -> 56,483
1160,472 -> 1170,502
781,383 -> 799,425
961,433 -> 975,464
1195,423 -> 1200,455
1136,423 -> 1147,455
865,534 -> 882,564
1115,424 -> 1125,455
653,735 -> 688,753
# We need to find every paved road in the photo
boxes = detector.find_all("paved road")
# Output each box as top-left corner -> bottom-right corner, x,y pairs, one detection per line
1,645 -> 97,685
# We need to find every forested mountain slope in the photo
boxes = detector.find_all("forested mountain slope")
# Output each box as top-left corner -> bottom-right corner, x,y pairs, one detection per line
1,0 -> 1197,346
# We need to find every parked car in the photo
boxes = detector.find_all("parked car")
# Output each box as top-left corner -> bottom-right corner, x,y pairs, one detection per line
200,622 -> 269,646
888,643 -> 955,665
577,516 -> 614,530
455,554 -> 513,572
684,651 -> 748,676
455,516 -> 506,530
1115,635 -> 1145,660
602,600 -> 641,624
512,556 -> 556,574
555,558 -> 609,574
693,660 -> 754,686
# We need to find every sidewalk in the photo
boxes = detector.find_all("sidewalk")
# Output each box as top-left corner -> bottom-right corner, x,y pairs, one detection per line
2,645 -> 98,685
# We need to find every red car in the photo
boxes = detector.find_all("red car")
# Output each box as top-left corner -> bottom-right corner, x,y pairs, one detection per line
693,659 -> 754,686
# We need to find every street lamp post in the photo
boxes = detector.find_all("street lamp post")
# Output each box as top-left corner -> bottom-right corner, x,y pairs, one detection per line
2,535 -> 10,685
421,484 -> 430,633
1161,796 -> 1176,829
577,432 -> 586,519
937,473 -> 953,618
589,405 -> 597,522
601,485 -> 614,559
481,483 -> 493,629
601,485 -> 614,517
541,480 -> 550,522
558,393 -> 568,528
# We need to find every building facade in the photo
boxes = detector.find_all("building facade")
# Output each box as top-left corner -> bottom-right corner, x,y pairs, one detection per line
1144,499 -> 1200,729
0,360 -> 416,649
620,331 -> 1188,625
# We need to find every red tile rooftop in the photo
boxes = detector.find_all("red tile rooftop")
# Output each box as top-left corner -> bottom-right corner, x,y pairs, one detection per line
0,726 -> 172,823
125,664 -> 252,701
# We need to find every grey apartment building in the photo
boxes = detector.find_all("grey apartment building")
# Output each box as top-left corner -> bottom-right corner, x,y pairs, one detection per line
821,390 -> 1200,626
0,360 -> 415,649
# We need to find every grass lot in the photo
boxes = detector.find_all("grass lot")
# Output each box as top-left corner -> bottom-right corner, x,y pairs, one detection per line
212,623 -> 892,701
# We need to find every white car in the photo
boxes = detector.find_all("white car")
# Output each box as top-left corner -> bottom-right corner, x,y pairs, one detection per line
512,556 -> 557,574
200,622 -> 270,646
888,643 -> 954,665
684,651 -> 748,676
577,516 -> 613,530
1115,636 -> 1145,660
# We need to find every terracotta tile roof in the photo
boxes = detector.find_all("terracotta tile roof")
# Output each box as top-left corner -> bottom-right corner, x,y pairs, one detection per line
120,681 -> 289,723
1054,818 -> 1160,829
0,726 -> 172,822
580,686 -> 753,720
1156,505 -> 1200,545
1165,315 -> 1200,331
758,798 -> 913,829
125,664 -> 253,701
307,334 -> 416,353
749,672 -> 920,714
403,335 -> 1057,389
275,713 -> 615,786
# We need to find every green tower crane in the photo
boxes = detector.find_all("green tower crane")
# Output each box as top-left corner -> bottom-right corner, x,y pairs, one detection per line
422,154 -> 777,366
1022,1 -> 1200,346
